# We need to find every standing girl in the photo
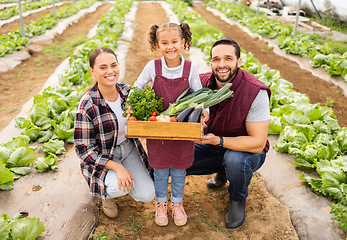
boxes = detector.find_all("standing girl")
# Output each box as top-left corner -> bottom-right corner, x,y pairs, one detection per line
133,23 -> 208,227
74,47 -> 155,219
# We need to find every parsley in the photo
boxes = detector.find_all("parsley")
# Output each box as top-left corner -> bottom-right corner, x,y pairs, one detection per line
123,86 -> 163,121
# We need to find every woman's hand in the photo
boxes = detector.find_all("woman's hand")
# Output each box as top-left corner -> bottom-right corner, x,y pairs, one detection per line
126,105 -> 133,119
105,160 -> 134,192
114,164 -> 135,193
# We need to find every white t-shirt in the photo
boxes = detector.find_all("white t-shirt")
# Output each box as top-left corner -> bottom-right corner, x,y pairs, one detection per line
134,55 -> 202,92
105,97 -> 126,145
246,90 -> 270,122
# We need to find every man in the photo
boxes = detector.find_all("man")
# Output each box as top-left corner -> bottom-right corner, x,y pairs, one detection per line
187,38 -> 271,230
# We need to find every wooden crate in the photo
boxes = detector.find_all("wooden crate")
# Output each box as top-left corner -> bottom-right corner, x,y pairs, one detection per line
126,120 -> 203,141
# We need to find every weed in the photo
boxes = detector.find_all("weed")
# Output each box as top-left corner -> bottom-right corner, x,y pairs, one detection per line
213,190 -> 226,198
42,36 -> 87,60
192,190 -> 201,196
89,228 -> 121,240
17,71 -> 24,81
124,216 -> 142,234
203,189 -> 213,195
335,90 -> 340,95
312,17 -> 347,34
193,200 -> 233,238
325,98 -> 334,108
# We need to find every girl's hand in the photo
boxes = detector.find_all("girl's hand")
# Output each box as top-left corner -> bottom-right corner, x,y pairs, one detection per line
114,164 -> 135,192
202,110 -> 209,123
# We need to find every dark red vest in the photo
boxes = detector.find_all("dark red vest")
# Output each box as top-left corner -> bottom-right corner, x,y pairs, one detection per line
200,69 -> 271,152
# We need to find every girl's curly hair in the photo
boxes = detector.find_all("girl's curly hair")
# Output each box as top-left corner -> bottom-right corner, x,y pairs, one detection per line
148,22 -> 192,52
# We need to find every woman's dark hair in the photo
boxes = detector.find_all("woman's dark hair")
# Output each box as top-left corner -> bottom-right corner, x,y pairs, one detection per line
89,47 -> 118,68
210,38 -> 241,59
148,22 -> 192,52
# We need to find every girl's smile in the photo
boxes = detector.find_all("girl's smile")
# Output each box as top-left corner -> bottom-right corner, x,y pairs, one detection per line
156,28 -> 185,67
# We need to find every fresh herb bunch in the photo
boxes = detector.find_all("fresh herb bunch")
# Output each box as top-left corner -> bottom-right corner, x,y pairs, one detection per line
123,86 -> 163,121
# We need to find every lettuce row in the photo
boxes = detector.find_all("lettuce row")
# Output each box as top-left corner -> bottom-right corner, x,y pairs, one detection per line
0,0 -> 98,57
208,1 -> 347,82
0,0 -> 53,20
0,213 -> 45,240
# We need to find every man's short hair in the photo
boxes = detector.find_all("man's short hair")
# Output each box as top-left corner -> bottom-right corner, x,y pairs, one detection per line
210,38 -> 241,59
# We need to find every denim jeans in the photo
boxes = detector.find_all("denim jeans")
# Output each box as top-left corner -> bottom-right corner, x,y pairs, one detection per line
105,139 -> 155,202
187,143 -> 266,201
153,168 -> 186,203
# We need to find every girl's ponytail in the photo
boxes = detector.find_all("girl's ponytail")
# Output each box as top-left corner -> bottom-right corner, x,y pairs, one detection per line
148,24 -> 159,52
180,22 -> 192,51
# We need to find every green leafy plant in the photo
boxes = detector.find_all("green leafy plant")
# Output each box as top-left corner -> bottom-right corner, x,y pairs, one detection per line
0,213 -> 45,240
123,86 -> 163,121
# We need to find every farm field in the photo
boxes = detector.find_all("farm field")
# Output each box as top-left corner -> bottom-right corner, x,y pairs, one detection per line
1,0 -> 347,239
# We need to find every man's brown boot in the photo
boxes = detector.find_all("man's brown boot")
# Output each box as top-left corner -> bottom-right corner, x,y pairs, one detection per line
101,199 -> 118,218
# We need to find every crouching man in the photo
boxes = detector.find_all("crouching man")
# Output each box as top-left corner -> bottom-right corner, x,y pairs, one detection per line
187,38 -> 271,230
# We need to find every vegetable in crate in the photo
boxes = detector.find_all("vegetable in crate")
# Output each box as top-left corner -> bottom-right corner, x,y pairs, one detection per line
163,82 -> 234,118
123,86 -> 163,121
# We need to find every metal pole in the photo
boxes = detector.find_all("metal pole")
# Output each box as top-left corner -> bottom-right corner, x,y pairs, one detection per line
309,0 -> 322,19
52,0 -> 56,18
17,0 -> 25,37
256,0 -> 260,16
293,0 -> 302,35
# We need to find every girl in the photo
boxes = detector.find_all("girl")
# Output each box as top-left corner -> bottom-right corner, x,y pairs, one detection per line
133,23 -> 208,227
74,47 -> 155,218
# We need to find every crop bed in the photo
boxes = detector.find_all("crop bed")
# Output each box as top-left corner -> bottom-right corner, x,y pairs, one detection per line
0,0 -> 346,239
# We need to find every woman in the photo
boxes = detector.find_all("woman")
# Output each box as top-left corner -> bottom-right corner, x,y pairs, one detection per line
74,47 -> 155,218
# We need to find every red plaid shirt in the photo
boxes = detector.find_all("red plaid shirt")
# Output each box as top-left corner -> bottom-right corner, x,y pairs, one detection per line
74,83 -> 151,199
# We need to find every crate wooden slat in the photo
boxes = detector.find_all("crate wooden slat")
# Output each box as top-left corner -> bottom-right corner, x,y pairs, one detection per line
126,120 -> 203,141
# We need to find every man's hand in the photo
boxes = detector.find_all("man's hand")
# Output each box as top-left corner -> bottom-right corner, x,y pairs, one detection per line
202,110 -> 209,123
196,133 -> 219,145
195,120 -> 270,153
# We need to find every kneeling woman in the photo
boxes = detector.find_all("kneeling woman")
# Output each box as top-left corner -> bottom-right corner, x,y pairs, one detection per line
74,47 -> 155,218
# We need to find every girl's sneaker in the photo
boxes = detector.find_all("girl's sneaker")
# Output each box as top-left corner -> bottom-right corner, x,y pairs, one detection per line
155,202 -> 168,226
171,202 -> 187,226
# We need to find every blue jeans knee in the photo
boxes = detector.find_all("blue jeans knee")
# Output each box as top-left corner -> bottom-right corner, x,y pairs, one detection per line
223,150 -> 266,200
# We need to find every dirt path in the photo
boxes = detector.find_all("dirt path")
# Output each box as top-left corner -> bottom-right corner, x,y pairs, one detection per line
0,2 -> 71,36
94,2 -> 298,239
0,2 -> 112,131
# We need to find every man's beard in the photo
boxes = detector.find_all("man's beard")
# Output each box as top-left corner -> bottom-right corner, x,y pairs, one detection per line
214,66 -> 238,83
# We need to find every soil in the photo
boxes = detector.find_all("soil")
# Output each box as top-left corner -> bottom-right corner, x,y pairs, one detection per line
1,1 -> 347,239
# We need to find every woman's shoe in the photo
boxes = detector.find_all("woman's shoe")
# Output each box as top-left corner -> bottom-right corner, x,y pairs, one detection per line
101,199 -> 118,218
155,202 -> 168,226
171,202 -> 187,226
